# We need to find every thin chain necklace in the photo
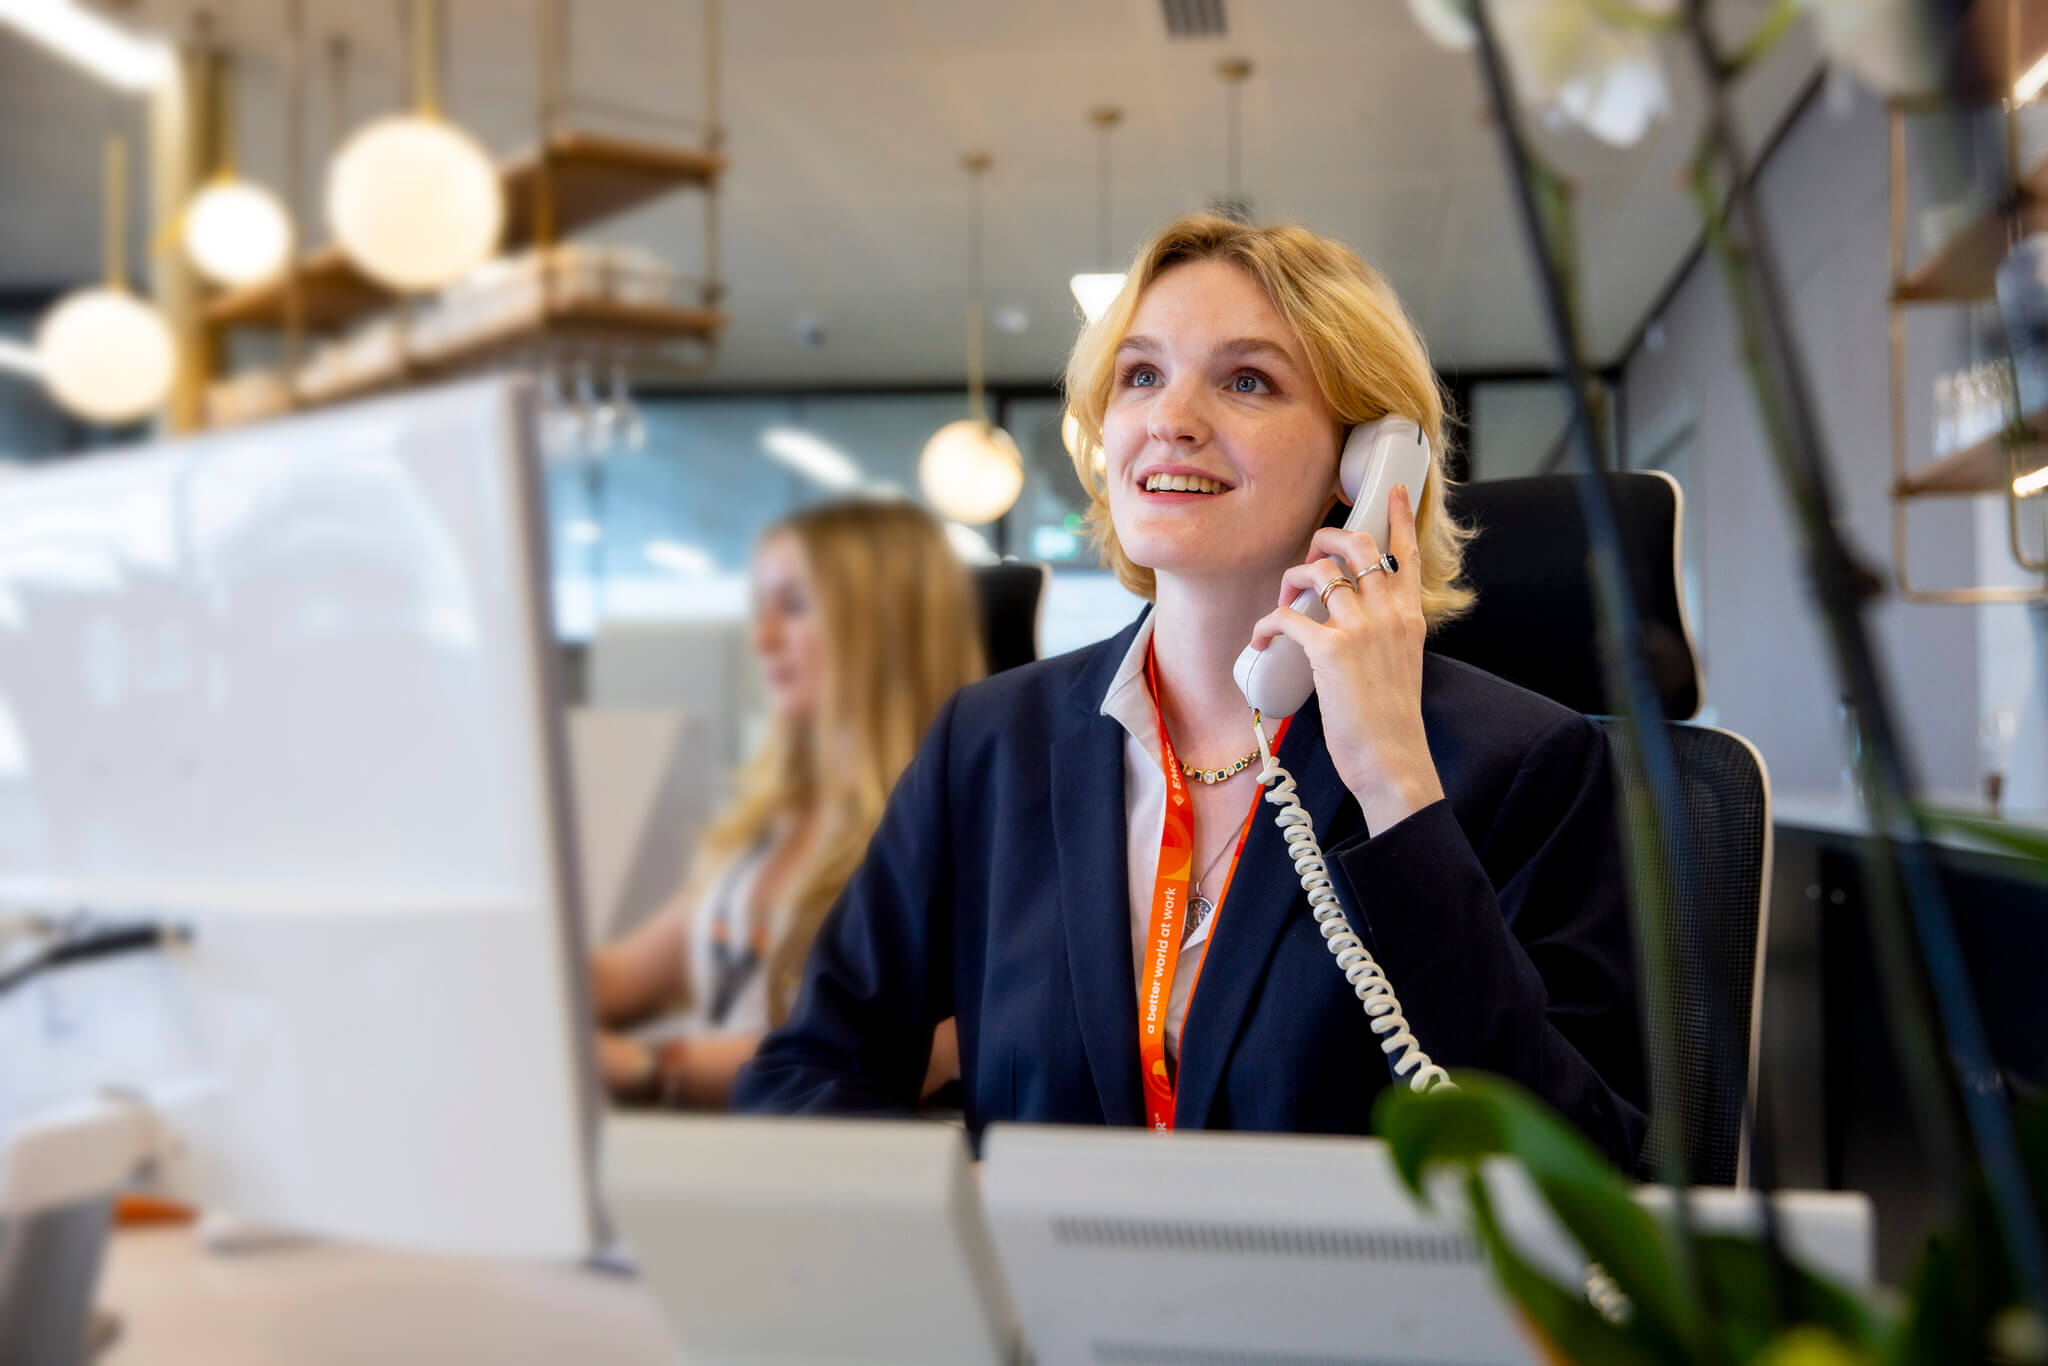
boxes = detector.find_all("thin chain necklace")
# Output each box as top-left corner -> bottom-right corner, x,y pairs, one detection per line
1185,831 -> 1236,944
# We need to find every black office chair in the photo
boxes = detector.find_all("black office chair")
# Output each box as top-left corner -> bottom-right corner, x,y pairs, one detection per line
973,560 -> 1053,676
1434,472 -> 1768,1187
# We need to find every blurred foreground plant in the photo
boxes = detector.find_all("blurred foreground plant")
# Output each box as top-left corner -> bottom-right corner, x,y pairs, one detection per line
1381,0 -> 2048,1358
1376,1074 -> 2048,1364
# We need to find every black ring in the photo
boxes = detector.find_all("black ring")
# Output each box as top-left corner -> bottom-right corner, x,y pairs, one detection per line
1380,552 -> 1399,575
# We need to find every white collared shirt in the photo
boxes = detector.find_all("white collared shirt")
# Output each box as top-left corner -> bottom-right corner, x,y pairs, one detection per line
1099,613 -> 1220,1065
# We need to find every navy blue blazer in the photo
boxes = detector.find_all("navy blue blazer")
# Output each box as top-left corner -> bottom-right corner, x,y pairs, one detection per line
733,616 -> 1648,1168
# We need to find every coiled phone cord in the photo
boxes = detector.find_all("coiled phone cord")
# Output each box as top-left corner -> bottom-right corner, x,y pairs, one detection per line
1251,714 -> 1453,1094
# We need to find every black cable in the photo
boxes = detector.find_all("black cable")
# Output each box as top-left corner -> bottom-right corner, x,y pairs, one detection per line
0,922 -> 184,998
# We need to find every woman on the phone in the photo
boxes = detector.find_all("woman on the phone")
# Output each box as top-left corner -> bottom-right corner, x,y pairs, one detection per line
734,215 -> 1646,1163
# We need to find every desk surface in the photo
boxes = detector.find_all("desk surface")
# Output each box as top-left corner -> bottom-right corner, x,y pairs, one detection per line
99,1226 -> 675,1365
1772,789 -> 2048,847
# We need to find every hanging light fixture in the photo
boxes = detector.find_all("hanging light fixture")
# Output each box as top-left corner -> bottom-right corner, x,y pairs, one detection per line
1068,106 -> 1125,325
36,136 -> 176,425
922,153 -> 1023,527
1213,58 -> 1254,221
325,0 -> 501,292
183,46 -> 293,287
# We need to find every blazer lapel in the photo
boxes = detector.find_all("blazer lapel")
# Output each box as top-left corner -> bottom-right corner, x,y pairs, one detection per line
1049,620 -> 1146,1127
1171,697 -> 1359,1130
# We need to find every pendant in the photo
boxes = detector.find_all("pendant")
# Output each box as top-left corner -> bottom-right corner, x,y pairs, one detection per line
1185,894 -> 1214,943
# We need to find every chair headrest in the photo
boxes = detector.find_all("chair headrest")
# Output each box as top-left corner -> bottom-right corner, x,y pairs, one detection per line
974,560 -> 1052,675
1428,471 -> 1702,720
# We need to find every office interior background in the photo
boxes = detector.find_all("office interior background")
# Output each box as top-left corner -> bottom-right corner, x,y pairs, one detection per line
1,0 -> 2046,1362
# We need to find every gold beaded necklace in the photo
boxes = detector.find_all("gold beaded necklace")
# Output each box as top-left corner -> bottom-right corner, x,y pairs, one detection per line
1179,748 -> 1260,785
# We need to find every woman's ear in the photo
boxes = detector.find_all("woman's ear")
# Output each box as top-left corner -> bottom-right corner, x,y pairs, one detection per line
1330,422 -> 1354,507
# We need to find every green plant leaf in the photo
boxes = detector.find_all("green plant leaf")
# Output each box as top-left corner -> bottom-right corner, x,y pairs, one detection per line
1690,1234 -> 1890,1359
1918,807 -> 2048,881
1461,1169 -> 1674,1366
1376,1074 -> 1696,1351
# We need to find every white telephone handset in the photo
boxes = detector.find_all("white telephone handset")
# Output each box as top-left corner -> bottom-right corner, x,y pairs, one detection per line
1232,415 -> 1451,1093
1233,416 -> 1435,719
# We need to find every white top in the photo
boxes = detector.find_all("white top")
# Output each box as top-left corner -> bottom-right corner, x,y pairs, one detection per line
1099,613 -> 1234,1066
675,842 -> 786,1037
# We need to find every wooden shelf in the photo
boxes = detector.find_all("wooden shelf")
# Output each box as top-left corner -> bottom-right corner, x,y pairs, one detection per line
205,243 -> 394,330
1896,424 -> 2047,498
203,128 -> 722,332
1892,163 -> 2048,306
500,130 -> 722,248
294,297 -> 725,409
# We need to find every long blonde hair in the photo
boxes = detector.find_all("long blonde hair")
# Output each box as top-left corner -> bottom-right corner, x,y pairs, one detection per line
693,498 -> 984,1023
1062,213 -> 1474,625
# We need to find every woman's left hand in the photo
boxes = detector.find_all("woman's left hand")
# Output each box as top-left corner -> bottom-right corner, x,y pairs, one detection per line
1250,483 -> 1445,834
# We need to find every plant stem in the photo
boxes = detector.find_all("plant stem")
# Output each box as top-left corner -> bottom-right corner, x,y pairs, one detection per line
1674,0 -> 2048,1317
1468,3 -> 1721,1357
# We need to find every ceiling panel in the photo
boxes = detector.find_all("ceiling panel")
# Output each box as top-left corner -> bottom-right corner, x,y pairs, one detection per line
0,0 -> 1824,383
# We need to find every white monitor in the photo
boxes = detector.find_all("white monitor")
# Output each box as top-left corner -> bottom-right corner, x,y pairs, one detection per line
604,1113 -> 1022,1365
981,1124 -> 1873,1366
0,378 -> 602,1262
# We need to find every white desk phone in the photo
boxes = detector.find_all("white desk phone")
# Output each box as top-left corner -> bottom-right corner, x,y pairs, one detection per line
1230,415 -> 1450,1092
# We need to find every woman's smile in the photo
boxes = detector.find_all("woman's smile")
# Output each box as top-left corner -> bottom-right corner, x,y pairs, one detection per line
1137,463 -> 1236,499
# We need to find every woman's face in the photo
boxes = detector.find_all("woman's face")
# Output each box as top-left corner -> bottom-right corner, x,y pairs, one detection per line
750,531 -> 824,723
1101,259 -> 1342,587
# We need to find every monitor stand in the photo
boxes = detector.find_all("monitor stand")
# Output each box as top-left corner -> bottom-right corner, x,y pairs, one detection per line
0,1195 -> 117,1366
1,1094 -> 166,1366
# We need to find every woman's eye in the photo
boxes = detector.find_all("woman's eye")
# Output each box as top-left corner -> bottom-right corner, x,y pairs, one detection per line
1230,372 -> 1271,394
1123,365 -> 1160,388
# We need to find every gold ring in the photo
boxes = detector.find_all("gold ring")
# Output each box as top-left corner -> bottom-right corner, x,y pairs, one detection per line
1318,575 -> 1357,609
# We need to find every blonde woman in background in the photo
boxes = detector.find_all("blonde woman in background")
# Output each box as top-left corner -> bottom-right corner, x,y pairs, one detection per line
590,498 -> 984,1107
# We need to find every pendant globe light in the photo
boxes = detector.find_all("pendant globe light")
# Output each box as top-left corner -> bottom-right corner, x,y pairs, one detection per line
183,47 -> 293,287
921,153 -> 1023,528
35,136 -> 176,425
1068,106 -> 1125,325
325,0 -> 502,292
1211,58 -> 1254,222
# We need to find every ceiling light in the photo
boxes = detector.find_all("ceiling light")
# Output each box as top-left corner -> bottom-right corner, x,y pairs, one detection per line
2016,464 -> 2048,498
0,340 -> 41,379
37,288 -> 176,424
1215,58 -> 1254,220
1071,106 -> 1127,326
924,154 -> 1024,526
922,420 -> 1024,526
185,178 -> 293,286
182,53 -> 295,287
1069,273 -> 1126,325
328,115 -> 501,292
35,137 -> 173,425
761,426 -> 862,489
0,0 -> 173,92
2018,51 -> 2048,103
324,0 -> 502,292
644,540 -> 715,576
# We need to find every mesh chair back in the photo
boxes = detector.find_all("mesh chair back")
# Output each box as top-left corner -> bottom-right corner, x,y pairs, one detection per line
1601,719 -> 1771,1187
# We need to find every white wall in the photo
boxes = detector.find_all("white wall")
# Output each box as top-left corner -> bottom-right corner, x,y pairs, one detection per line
1623,87 -> 1997,796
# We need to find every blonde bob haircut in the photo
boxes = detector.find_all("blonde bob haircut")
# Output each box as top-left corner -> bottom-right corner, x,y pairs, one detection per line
1063,213 -> 1474,626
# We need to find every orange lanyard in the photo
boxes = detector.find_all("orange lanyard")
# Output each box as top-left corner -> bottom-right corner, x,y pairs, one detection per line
1138,644 -> 1289,1132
